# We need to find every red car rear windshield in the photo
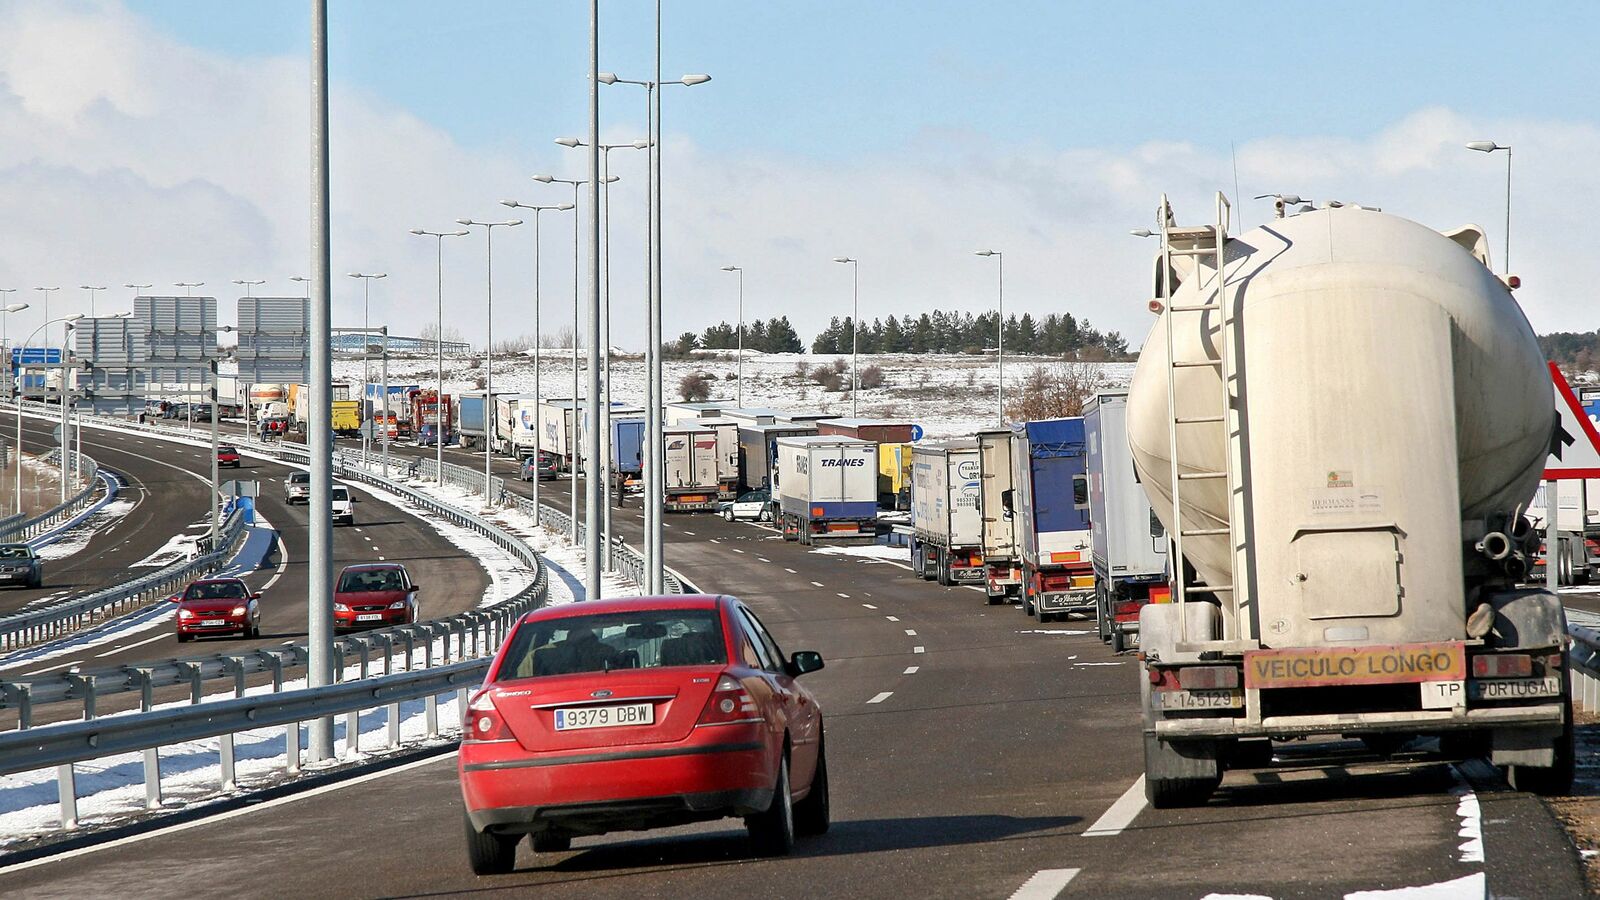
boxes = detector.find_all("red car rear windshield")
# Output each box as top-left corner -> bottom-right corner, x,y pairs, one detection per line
496,609 -> 726,680
185,581 -> 247,600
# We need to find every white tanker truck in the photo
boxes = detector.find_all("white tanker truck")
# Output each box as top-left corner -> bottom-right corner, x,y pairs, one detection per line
1130,194 -> 1571,806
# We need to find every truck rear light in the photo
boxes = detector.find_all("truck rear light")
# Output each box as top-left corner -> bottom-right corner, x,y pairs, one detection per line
1147,667 -> 1182,691
1472,653 -> 1532,678
1178,666 -> 1241,690
1149,585 -> 1172,604
697,674 -> 759,726
463,691 -> 514,743
812,506 -> 825,516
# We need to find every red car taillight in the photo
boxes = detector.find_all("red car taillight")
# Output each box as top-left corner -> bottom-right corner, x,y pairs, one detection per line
697,674 -> 759,727
463,691 -> 514,743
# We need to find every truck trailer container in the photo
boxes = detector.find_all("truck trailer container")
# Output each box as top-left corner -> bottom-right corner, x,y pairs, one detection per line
909,440 -> 985,585
1085,391 -> 1169,652
492,393 -> 540,458
663,424 -> 721,511
878,442 -> 913,510
738,423 -> 818,492
691,417 -> 742,499
815,417 -> 919,444
976,429 -> 1021,602
410,390 -> 452,447
1009,417 -> 1094,621
457,394 -> 495,451
1129,197 -> 1572,807
664,400 -> 732,426
330,400 -> 362,436
774,435 -> 878,545
612,416 -> 646,478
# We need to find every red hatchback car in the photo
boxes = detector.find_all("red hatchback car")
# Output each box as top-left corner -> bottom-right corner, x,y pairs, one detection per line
459,594 -> 828,874
333,563 -> 420,631
173,577 -> 261,641
217,445 -> 242,468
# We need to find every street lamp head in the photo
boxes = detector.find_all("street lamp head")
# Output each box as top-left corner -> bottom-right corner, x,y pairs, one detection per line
721,265 -> 739,272
290,275 -> 310,281
555,137 -> 583,148
1129,229 -> 1156,238
455,218 -> 474,226
558,203 -> 575,211
631,139 -> 651,149
598,72 -> 618,85
408,228 -> 425,235
1466,141 -> 1504,153
603,175 -> 620,184
499,200 -> 520,208
1252,193 -> 1305,205
532,174 -> 555,183
975,249 -> 999,257
112,311 -> 133,319
832,257 -> 854,264
681,74 -> 712,86
506,219 -> 524,227
63,314 -> 85,323
123,283 -> 151,289
79,285 -> 106,290
4,303 -> 28,313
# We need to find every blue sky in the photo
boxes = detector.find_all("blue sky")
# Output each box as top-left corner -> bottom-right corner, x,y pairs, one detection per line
2,1 -> 1595,348
130,1 -> 1595,164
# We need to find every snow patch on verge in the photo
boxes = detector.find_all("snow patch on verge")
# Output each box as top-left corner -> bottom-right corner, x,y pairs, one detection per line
33,498 -> 136,561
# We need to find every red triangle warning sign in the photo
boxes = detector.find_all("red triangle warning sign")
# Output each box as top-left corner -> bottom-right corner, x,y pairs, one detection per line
1544,362 -> 1600,479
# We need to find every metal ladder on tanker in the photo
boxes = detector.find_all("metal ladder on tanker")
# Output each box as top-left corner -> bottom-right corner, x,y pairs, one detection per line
1156,192 -> 1245,646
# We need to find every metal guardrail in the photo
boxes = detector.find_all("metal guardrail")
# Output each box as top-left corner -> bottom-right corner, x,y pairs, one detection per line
0,448 -> 105,545
1568,623 -> 1600,714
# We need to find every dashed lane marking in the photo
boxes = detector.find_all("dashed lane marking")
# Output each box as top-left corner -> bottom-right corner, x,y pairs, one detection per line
1083,777 -> 1147,837
1008,868 -> 1081,900
682,530 -> 696,536
903,666 -> 919,674
94,631 -> 173,658
784,568 -> 796,574
913,646 -> 925,654
867,691 -> 893,704
904,629 -> 917,636
757,557 -> 770,562
810,581 -> 824,588
861,604 -> 877,610
836,592 -> 850,599
884,615 -> 899,621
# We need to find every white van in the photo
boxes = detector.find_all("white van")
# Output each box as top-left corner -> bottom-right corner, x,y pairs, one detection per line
331,484 -> 354,526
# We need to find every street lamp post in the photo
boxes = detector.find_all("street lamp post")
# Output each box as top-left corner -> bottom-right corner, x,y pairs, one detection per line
32,288 -> 59,348
831,258 -> 860,417
501,200 -> 576,522
18,316 -> 83,509
533,174 -> 590,545
409,229 -> 469,487
601,64 -> 712,594
976,250 -> 1004,425
346,272 -> 387,465
124,283 -> 152,298
174,282 -> 203,297
79,286 -> 106,320
558,138 -> 642,569
457,220 -> 521,510
1465,141 -> 1513,274
720,266 -> 744,406
1,299 -> 28,508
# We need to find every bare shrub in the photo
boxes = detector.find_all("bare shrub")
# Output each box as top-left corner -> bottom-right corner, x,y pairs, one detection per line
830,357 -> 848,376
678,371 -> 714,402
473,374 -> 487,390
722,371 -> 737,381
859,365 -> 886,390
1004,362 -> 1112,422
792,361 -> 811,380
965,369 -> 978,388
812,368 -> 845,392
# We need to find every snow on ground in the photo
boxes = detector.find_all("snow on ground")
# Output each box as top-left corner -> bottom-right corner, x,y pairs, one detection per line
32,498 -> 136,561
334,352 -> 1135,441
810,541 -> 913,567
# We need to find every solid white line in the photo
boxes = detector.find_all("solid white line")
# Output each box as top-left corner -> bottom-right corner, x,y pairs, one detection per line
0,750 -> 459,874
904,629 -> 917,636
1008,868 -> 1081,900
258,530 -> 290,593
1083,777 -> 1147,837
19,660 -> 78,677
95,631 -> 170,658
867,691 -> 893,704
903,666 -> 919,674
913,646 -> 925,654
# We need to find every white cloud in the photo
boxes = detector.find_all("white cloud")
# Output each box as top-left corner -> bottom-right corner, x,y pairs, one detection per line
0,0 -> 1593,360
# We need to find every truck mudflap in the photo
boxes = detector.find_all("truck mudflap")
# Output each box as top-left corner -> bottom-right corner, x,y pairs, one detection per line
1038,589 -> 1096,614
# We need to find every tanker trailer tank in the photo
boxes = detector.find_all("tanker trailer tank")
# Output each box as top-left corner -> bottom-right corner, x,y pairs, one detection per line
1128,194 -> 1569,808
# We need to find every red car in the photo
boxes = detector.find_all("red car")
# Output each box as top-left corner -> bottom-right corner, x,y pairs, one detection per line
173,577 -> 261,642
333,563 -> 420,631
217,444 -> 242,468
459,594 -> 828,874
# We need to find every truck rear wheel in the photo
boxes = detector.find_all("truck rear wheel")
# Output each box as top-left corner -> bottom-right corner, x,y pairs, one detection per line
1143,733 -> 1221,808
936,550 -> 952,587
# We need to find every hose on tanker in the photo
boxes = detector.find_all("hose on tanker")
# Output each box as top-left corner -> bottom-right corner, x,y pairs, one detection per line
1478,532 -> 1513,561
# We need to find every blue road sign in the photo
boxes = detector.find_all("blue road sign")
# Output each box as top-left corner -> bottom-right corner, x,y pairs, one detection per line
910,424 -> 925,442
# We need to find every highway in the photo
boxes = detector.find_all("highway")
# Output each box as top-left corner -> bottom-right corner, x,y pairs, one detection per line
0,433 -> 1584,898
0,419 -> 492,730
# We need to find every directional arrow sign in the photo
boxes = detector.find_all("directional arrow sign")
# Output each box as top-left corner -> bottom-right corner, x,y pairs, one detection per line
1544,363 -> 1600,480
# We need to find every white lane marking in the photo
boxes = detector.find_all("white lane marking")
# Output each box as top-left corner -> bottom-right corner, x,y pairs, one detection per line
1083,776 -> 1147,837
836,592 -> 850,599
913,646 -> 925,654
1450,766 -> 1485,863
784,568 -> 796,574
867,691 -> 893,704
370,546 -> 380,552
95,631 -> 171,658
904,629 -> 917,636
0,750 -> 459,874
258,530 -> 290,593
731,548 -> 744,554
20,660 -> 79,677
757,557 -> 771,563
354,528 -> 364,533
682,530 -> 696,536
378,556 -> 386,561
903,666 -> 919,674
884,615 -> 898,621
1008,868 -> 1081,900
810,581 -> 824,588
1074,662 -> 1124,667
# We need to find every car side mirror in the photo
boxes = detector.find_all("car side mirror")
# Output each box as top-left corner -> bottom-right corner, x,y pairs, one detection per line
410,583 -> 422,592
786,650 -> 824,677
251,592 -> 262,600
167,594 -> 181,603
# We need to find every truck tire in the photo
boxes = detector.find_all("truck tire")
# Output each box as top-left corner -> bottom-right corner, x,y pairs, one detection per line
782,515 -> 797,542
911,544 -> 924,577
936,550 -> 952,587
1143,733 -> 1221,808
1110,627 -> 1126,654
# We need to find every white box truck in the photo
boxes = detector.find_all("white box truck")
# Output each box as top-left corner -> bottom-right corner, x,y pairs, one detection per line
692,417 -> 742,499
909,440 -> 985,585
663,424 -> 720,512
1085,391 -> 1169,652
774,435 -> 878,544
977,429 -> 1021,602
496,394 -> 542,458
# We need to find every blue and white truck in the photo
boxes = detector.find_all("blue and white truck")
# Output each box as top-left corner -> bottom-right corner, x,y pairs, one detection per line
1085,391 -> 1169,651
774,435 -> 878,544
1008,417 -> 1094,621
